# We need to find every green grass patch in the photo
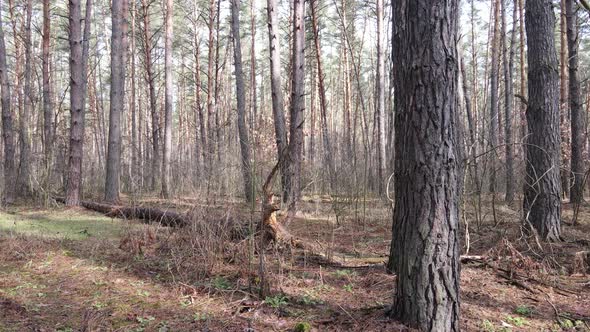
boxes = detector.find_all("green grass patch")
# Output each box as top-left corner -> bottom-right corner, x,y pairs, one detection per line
0,210 -> 133,240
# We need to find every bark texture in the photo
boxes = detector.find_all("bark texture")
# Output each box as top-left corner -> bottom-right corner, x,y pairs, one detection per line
566,0 -> 585,205
523,0 -> 562,241
0,0 -> 15,204
162,0 -> 173,198
388,0 -> 462,330
105,0 -> 129,202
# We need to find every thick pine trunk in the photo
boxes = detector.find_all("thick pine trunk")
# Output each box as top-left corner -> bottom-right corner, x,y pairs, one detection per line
105,0 -> 129,202
230,0 -> 254,203
388,1 -> 461,330
66,0 -> 92,206
523,0 -> 562,241
566,0 -> 585,205
0,0 -> 15,204
161,0 -> 173,199
286,0 -> 305,216
266,0 -> 288,201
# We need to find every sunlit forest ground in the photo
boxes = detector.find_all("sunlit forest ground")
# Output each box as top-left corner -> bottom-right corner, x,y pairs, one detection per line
0,196 -> 589,331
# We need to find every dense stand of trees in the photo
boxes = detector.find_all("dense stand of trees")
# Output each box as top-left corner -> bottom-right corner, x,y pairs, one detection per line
0,0 -> 589,329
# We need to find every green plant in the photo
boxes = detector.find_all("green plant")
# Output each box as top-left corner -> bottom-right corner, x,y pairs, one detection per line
481,319 -> 495,332
514,305 -> 533,317
506,315 -> 528,327
92,301 -> 107,309
265,294 -> 289,309
334,270 -> 355,278
294,322 -> 311,332
193,312 -> 208,322
343,284 -> 353,293
212,277 -> 231,290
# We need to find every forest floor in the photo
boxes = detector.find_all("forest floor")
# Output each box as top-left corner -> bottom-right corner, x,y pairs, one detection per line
0,195 -> 589,331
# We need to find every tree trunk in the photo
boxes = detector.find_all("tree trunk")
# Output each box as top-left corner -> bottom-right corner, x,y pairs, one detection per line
286,0 -> 305,217
105,0 -> 129,202
523,0 -> 562,241
488,0 -> 500,194
560,0 -> 570,200
140,0 -> 160,192
42,0 -> 54,180
66,0 -> 92,206
266,0 -> 288,201
310,0 -> 335,188
206,0 -> 216,182
566,0 -> 584,205
161,0 -> 174,199
376,0 -> 386,195
230,0 -> 254,203
502,0 -> 517,204
130,0 -> 138,191
0,0 -> 15,204
18,0 -> 33,198
388,1 -> 461,330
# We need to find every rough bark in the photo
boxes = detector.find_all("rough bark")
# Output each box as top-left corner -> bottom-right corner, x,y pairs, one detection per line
566,0 -> 585,204
65,0 -> 92,206
42,0 -> 54,178
502,0 -> 517,204
161,0 -> 174,198
388,0 -> 461,330
266,0 -> 288,202
0,0 -> 15,204
286,0 -> 305,217
560,0 -> 570,200
105,0 -> 129,202
523,0 -> 562,241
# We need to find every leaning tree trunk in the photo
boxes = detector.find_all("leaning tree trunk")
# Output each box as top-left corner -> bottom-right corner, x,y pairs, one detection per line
388,0 -> 462,330
0,0 -> 15,204
566,0 -> 584,205
105,0 -> 129,202
266,0 -> 288,202
161,0 -> 173,199
523,0 -> 562,241
286,0 -> 305,218
230,0 -> 254,203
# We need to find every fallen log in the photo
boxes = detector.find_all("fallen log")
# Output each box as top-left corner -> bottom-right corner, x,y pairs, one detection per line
56,198 -> 188,227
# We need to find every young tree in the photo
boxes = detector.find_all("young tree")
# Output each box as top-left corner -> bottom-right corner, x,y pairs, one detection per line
502,0 -> 517,204
266,0 -> 288,200
105,0 -> 129,202
388,0 -> 461,329
523,0 -> 562,241
162,0 -> 174,198
488,0 -> 500,194
0,0 -> 15,204
376,0 -> 386,195
566,0 -> 584,204
230,0 -> 254,203
65,0 -> 92,206
18,0 -> 33,197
